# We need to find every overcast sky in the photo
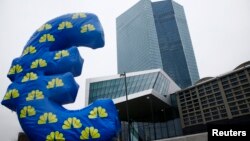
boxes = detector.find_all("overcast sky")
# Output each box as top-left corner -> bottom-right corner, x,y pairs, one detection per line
0,0 -> 249,140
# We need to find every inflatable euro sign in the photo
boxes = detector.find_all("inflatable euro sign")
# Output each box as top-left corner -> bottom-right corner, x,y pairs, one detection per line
2,13 -> 120,141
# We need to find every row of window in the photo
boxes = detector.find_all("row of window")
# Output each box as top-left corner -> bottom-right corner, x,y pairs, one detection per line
203,106 -> 227,122
178,68 -> 250,127
183,110 -> 203,126
221,70 -> 246,82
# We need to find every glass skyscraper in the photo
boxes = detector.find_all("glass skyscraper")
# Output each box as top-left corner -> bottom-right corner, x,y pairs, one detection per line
117,0 -> 200,88
117,0 -> 162,75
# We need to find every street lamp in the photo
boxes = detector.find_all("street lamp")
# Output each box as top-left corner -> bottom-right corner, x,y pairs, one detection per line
120,72 -> 131,141
147,96 -> 156,140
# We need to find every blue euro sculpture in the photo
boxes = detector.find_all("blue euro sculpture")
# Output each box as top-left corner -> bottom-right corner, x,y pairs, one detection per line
1,13 -> 120,140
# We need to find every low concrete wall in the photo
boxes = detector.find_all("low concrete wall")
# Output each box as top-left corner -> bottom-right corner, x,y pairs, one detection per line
155,132 -> 208,141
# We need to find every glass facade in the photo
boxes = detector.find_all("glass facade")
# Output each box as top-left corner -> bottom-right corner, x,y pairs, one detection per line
152,0 -> 200,88
89,72 -> 158,103
87,69 -> 182,140
88,70 -> 179,104
120,118 -> 182,141
119,94 -> 182,141
117,0 -> 200,89
117,0 -> 163,74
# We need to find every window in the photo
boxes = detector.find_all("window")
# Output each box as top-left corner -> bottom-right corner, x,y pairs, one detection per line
233,86 -> 241,91
246,93 -> 250,97
238,71 -> 245,76
239,104 -> 248,109
224,90 -> 232,95
216,100 -> 223,104
221,77 -> 228,82
213,88 -> 219,92
187,101 -> 192,105
202,104 -> 208,108
194,103 -> 199,107
230,78 -> 237,82
191,120 -> 196,125
238,100 -> 246,105
213,115 -> 219,119
199,92 -> 205,97
240,79 -> 248,84
201,97 -> 206,101
223,85 -> 230,89
231,111 -> 239,115
215,92 -> 221,97
204,113 -> 210,117
231,82 -> 239,86
221,113 -> 227,118
198,119 -> 203,123
210,102 -> 216,106
197,115 -> 202,119
230,107 -> 238,111
195,107 -> 200,110
220,109 -> 226,113
244,88 -> 250,93
208,98 -> 215,103
227,97 -> 234,102
192,95 -> 197,99
236,95 -> 244,100
242,84 -> 249,88
226,93 -> 233,98
205,117 -> 212,121
203,109 -> 209,113
241,109 -> 249,113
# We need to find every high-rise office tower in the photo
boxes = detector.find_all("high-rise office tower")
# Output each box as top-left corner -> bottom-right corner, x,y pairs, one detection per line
117,0 -> 200,88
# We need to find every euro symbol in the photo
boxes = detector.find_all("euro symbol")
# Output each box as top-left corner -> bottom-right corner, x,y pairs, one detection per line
2,13 -> 120,141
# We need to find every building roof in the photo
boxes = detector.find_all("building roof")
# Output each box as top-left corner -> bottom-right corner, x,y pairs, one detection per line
177,61 -> 250,91
234,61 -> 250,70
194,77 -> 214,85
